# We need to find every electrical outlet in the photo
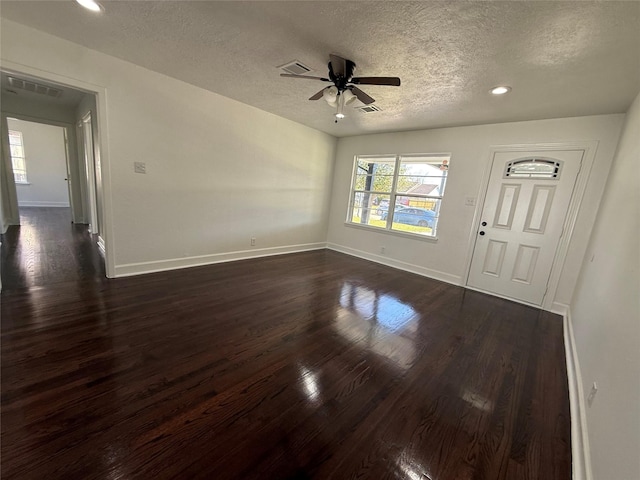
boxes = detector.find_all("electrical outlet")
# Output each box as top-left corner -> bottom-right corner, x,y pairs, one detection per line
465,196 -> 476,206
134,162 -> 146,174
587,382 -> 598,406
251,237 -> 256,246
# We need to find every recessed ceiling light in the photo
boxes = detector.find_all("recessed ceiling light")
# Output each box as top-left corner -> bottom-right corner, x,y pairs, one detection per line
75,0 -> 103,12
490,86 -> 512,95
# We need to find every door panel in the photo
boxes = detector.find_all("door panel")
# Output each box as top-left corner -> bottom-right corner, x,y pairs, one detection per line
467,150 -> 583,305
511,244 -> 539,284
524,185 -> 555,233
494,184 -> 520,228
482,240 -> 507,276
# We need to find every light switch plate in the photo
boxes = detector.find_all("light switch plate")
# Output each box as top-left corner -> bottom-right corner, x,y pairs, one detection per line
134,162 -> 146,174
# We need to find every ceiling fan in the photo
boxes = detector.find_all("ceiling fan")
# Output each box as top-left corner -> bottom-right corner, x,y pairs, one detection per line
281,54 -> 401,122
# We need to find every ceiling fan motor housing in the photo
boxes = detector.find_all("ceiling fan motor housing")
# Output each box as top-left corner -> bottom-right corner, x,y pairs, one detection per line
329,59 -> 356,91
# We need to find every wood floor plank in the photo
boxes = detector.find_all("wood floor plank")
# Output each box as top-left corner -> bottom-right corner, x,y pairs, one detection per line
1,208 -> 571,479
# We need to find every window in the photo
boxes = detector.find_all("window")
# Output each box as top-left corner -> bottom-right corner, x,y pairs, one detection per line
505,158 -> 562,179
347,154 -> 450,237
8,130 -> 28,184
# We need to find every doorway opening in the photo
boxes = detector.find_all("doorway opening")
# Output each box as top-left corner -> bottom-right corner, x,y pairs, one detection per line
0,70 -> 108,289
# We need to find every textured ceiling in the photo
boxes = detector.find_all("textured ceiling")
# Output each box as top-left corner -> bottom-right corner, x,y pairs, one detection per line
1,1 -> 639,137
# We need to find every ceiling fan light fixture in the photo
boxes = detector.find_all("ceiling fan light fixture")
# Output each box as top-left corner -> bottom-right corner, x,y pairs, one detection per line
75,0 -> 104,12
323,86 -> 338,105
490,85 -> 511,95
342,89 -> 357,105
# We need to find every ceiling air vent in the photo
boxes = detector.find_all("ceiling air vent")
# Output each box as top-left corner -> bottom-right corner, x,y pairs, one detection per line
355,104 -> 382,113
8,76 -> 63,98
278,60 -> 312,75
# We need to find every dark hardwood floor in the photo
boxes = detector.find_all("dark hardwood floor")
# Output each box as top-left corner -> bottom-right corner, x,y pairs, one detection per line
1,207 -> 104,290
1,208 -> 570,479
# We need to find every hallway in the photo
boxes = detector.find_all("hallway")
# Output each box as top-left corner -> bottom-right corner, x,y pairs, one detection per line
0,207 -> 104,290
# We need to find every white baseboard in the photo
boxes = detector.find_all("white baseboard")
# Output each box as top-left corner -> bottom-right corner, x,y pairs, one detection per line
113,242 -> 327,277
563,308 -> 593,480
326,242 -> 461,285
551,301 -> 570,317
18,201 -> 70,207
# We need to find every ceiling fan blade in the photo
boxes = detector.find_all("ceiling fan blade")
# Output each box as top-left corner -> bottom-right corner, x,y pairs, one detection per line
280,74 -> 330,81
351,77 -> 401,86
309,88 -> 325,100
351,87 -> 375,105
329,54 -> 347,77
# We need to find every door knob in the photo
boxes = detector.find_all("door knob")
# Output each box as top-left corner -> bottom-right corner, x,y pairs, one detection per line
479,231 -> 485,236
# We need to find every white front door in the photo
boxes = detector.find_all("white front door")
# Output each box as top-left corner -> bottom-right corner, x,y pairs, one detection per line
467,149 -> 583,306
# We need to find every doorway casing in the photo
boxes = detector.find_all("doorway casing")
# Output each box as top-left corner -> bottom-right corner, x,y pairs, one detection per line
0,60 -> 115,278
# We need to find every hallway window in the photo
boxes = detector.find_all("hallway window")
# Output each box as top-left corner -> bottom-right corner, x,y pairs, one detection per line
8,130 -> 28,184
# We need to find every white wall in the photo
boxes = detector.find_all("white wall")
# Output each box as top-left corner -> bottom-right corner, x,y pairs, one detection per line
326,115 -> 624,307
1,19 -> 337,276
7,118 -> 69,207
570,92 -> 640,480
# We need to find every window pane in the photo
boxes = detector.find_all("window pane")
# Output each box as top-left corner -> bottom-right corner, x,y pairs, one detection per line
10,144 -> 24,158
354,157 -> 396,193
14,171 -> 27,183
350,192 -> 389,229
8,131 -> 21,145
506,158 -> 561,178
390,196 -> 440,236
12,157 -> 25,171
396,159 -> 447,194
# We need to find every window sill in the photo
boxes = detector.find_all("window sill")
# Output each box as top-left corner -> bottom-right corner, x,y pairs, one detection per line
344,221 -> 439,243
15,182 -> 31,186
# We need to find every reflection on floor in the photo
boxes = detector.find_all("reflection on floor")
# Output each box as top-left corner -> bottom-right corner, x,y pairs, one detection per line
0,207 -> 104,290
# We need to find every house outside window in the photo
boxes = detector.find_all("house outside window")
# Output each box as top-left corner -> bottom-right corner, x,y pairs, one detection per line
8,130 -> 28,184
347,154 -> 450,238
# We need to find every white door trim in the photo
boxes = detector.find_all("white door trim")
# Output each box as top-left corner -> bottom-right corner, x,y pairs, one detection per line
463,141 -> 599,312
0,59 -> 115,278
81,111 -> 99,234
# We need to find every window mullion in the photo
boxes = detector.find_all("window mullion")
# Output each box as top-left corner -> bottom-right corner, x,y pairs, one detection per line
387,155 -> 401,229
352,190 -> 393,196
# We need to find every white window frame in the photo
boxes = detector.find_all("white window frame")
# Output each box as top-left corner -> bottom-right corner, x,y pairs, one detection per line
346,153 -> 451,239
8,129 -> 29,184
